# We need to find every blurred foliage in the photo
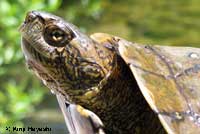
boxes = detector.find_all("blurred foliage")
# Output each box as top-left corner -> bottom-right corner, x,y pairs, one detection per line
0,0 -> 61,132
87,0 -> 200,47
125,0 -> 200,46
57,0 -> 105,31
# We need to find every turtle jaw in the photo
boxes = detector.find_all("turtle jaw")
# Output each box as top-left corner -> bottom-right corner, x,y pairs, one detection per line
21,36 -> 72,101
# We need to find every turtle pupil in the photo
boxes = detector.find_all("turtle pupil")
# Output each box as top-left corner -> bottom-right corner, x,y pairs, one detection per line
51,30 -> 64,40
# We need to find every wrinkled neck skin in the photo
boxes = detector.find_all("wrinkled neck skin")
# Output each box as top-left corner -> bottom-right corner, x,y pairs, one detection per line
73,55 -> 165,134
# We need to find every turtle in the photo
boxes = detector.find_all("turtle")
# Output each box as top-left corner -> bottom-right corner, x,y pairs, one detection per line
19,11 -> 200,134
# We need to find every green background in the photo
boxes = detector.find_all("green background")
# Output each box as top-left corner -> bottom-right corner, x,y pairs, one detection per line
0,0 -> 200,133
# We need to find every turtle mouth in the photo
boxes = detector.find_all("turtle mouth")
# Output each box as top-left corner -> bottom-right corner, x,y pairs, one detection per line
21,37 -> 34,60
21,36 -> 53,74
21,37 -> 44,63
21,37 -> 45,72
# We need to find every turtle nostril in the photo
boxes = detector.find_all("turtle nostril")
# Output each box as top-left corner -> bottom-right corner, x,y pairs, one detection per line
25,11 -> 37,23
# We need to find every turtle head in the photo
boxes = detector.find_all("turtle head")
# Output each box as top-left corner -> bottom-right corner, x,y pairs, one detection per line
20,11 -> 92,60
19,11 -> 115,101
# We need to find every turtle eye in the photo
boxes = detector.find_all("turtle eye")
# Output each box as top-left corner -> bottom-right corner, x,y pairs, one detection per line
51,29 -> 65,41
44,25 -> 74,47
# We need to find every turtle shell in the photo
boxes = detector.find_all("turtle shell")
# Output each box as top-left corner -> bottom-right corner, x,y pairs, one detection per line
91,33 -> 200,134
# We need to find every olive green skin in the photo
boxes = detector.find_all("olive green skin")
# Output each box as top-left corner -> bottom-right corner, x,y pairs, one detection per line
20,11 -> 200,134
